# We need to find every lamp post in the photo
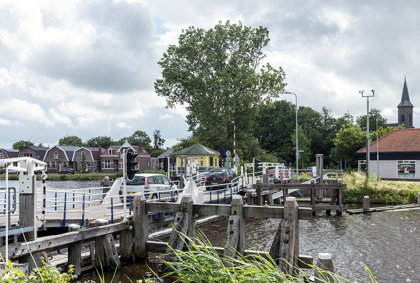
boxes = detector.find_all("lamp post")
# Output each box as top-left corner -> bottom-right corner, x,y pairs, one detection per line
283,91 -> 298,178
359,90 -> 375,178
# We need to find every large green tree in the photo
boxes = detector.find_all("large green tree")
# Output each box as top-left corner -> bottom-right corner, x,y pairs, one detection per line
58,136 -> 83,147
356,108 -> 387,131
12,140 -> 34,150
118,130 -> 152,152
333,124 -> 365,169
155,21 -> 286,161
84,136 -> 113,148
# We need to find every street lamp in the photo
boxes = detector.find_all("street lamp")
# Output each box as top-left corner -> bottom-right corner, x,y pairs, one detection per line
359,89 -> 375,178
283,91 -> 298,178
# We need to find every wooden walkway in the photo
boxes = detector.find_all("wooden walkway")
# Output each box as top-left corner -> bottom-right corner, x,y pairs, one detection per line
347,203 -> 420,215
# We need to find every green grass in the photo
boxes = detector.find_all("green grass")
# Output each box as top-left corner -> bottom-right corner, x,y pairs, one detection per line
343,172 -> 420,204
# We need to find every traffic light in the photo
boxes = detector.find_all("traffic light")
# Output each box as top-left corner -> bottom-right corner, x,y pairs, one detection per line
126,149 -> 138,181
163,157 -> 169,172
220,146 -> 227,159
254,158 -> 260,172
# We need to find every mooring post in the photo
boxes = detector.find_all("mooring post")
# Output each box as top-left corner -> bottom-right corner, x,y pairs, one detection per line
166,194 -> 194,261
120,218 -> 134,262
94,219 -> 108,269
417,192 -> 420,205
224,195 -> 244,258
133,194 -> 148,260
278,197 -> 299,274
68,224 -> 81,276
315,252 -> 334,283
256,182 -> 262,206
363,196 -> 370,212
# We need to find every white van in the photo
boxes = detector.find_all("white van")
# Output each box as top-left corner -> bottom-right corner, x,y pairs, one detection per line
126,173 -> 179,201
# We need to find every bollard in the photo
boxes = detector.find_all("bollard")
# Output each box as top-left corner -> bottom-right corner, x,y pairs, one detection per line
315,252 -> 334,283
363,196 -> 370,212
418,192 -> 420,205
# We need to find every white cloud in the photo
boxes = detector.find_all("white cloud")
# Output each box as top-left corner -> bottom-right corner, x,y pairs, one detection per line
117,122 -> 132,129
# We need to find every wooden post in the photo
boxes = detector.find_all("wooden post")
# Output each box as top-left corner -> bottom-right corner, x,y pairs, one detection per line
94,219 -> 108,268
120,220 -> 134,262
256,183 -> 262,206
166,194 -> 194,260
278,197 -> 299,274
67,224 -> 81,276
315,252 -> 334,283
417,192 -> 420,205
262,173 -> 268,184
102,234 -> 120,268
310,180 -> 316,214
363,196 -> 370,212
264,193 -> 274,206
224,195 -> 244,258
133,195 -> 148,260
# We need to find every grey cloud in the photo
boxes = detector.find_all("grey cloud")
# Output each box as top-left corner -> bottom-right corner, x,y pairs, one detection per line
26,0 -> 158,93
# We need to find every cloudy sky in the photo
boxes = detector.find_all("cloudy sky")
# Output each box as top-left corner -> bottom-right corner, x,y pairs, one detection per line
1,0 -> 419,149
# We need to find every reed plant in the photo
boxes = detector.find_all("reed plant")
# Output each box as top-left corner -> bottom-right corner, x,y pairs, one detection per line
160,231 -> 365,283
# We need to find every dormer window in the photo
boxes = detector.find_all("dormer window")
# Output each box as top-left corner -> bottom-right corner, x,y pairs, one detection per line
54,152 -> 58,159
108,149 -> 114,155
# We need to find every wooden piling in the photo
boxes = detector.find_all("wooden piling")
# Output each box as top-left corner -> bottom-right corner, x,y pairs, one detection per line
166,194 -> 194,261
102,234 -> 120,268
67,224 -> 81,276
417,193 -> 420,205
278,197 -> 299,274
133,195 -> 148,260
94,219 -> 108,269
315,252 -> 334,283
224,195 -> 244,258
119,221 -> 134,262
363,196 -> 370,212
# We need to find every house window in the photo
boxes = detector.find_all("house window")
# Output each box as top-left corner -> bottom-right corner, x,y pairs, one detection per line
210,156 -> 214,167
54,152 -> 58,159
86,162 -> 91,170
64,162 -> 67,168
104,160 -> 111,169
0,152 -> 4,159
108,149 -> 113,155
397,161 -> 415,179
401,114 -> 405,124
51,161 -> 56,169
24,153 -> 33,157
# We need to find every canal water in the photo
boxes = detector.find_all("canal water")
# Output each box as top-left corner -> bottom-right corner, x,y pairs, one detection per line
1,180 -> 419,282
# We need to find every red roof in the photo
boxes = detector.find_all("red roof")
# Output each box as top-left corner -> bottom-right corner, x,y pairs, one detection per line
357,128 -> 420,153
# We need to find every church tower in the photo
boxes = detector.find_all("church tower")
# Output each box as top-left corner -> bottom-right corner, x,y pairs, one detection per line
398,77 -> 414,128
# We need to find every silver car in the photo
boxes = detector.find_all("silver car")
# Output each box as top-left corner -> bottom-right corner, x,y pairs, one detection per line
126,173 -> 179,201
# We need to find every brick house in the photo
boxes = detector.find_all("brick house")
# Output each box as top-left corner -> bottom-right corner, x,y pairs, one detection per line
100,141 -> 152,172
0,149 -> 19,159
356,128 -> 420,179
19,146 -> 49,161
43,145 -> 79,172
72,147 -> 103,173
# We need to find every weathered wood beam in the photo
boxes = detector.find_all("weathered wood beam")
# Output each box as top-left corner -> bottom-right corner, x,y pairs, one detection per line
0,222 -> 127,258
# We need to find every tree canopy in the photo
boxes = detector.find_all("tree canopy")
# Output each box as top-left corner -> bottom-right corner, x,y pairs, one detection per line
12,140 -> 34,150
155,21 -> 286,161
58,136 -> 83,147
84,136 -> 113,148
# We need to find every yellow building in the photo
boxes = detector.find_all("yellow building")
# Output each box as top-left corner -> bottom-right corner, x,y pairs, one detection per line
176,144 -> 220,173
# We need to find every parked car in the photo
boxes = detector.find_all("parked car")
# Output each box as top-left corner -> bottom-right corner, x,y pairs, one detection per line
125,173 -> 179,201
58,168 -> 75,174
205,168 -> 237,190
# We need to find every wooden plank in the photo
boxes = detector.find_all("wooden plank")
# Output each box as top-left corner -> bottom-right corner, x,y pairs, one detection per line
193,204 -> 231,217
242,206 -> 312,220
312,205 -> 345,211
146,202 -> 181,214
224,196 -> 244,258
67,224 -> 81,276
94,219 -> 108,269
0,222 -> 127,259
